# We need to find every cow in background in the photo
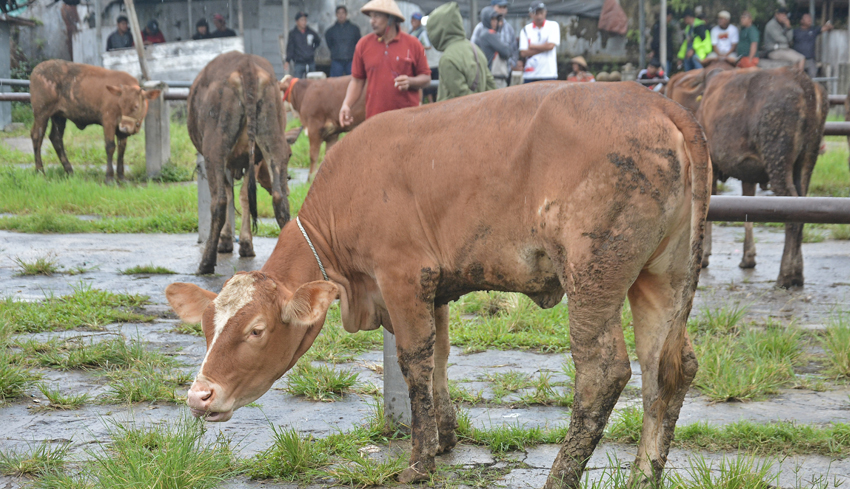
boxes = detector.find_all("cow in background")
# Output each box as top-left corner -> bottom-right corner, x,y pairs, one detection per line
698,67 -> 827,287
188,52 -> 291,275
665,60 -> 736,113
279,74 -> 365,180
30,60 -> 161,183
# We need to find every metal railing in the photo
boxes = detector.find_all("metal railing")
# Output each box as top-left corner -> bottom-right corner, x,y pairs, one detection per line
0,78 -> 194,89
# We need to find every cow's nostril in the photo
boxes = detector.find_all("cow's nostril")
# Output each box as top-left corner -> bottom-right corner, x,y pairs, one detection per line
201,389 -> 213,402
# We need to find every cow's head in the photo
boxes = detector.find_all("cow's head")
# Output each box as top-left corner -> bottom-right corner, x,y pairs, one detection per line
166,272 -> 338,421
105,84 -> 162,135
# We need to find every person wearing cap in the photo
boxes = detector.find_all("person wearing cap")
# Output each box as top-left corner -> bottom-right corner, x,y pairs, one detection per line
736,11 -> 760,68
142,19 -> 166,45
106,15 -> 133,51
211,14 -> 236,38
677,8 -> 711,71
764,7 -> 804,70
326,6 -> 361,77
637,58 -> 668,92
471,0 -> 518,75
193,18 -> 212,40
566,56 -> 594,82
426,2 -> 496,100
286,12 -> 322,79
339,0 -> 431,125
519,3 -> 560,83
793,13 -> 833,77
707,11 -> 738,64
474,7 -> 512,88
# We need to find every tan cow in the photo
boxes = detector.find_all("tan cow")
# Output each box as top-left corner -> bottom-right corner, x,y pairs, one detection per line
166,82 -> 711,487
665,60 -> 736,113
29,60 -> 161,182
698,67 -> 827,287
279,75 -> 366,180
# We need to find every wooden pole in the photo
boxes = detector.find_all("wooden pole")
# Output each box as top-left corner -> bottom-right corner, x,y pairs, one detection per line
237,0 -> 244,36
123,0 -> 150,81
281,0 -> 289,72
94,0 -> 103,65
659,0 -> 666,72
638,0 -> 645,68
187,0 -> 193,40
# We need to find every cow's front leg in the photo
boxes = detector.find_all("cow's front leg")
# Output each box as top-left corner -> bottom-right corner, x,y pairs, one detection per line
238,177 -> 255,257
433,303 -> 457,454
218,181 -> 235,254
198,154 -> 228,274
116,136 -> 128,182
739,182 -> 757,269
381,269 -> 440,483
104,137 -> 116,184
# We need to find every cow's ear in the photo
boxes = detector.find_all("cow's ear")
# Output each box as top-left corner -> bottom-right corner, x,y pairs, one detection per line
144,89 -> 162,100
282,281 -> 338,327
106,85 -> 123,96
165,283 -> 217,324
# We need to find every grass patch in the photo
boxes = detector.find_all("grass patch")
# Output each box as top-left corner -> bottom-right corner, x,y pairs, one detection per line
284,362 -> 358,401
448,380 -> 485,404
820,314 -> 850,379
604,405 -> 643,444
0,440 -> 70,477
300,304 -> 383,363
13,254 -> 60,276
326,454 -> 407,487
450,292 -> 570,353
0,349 -> 39,402
0,283 -> 150,333
36,384 -> 89,410
803,226 -> 827,243
245,425 -> 329,480
688,304 -> 748,336
103,363 -> 192,404
811,146 -> 850,197
120,264 -> 176,275
172,322 -> 204,336
518,372 -> 573,407
829,224 -> 850,240
19,335 -> 175,371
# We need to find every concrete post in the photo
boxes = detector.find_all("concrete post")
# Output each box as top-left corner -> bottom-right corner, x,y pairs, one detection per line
0,22 -> 11,130
383,330 -> 411,426
638,0 -> 645,69
144,81 -> 169,179
839,63 -> 850,98
196,154 -> 235,243
659,0 -> 666,71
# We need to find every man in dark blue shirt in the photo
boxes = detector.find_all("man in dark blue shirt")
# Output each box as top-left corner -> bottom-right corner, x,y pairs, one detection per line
793,13 -> 833,77
286,12 -> 322,79
325,6 -> 361,77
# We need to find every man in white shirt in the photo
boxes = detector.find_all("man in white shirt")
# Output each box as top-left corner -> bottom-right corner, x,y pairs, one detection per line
707,10 -> 739,64
519,2 -> 560,83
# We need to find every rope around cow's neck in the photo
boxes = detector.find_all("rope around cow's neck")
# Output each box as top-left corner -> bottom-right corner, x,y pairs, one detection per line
296,216 -> 329,281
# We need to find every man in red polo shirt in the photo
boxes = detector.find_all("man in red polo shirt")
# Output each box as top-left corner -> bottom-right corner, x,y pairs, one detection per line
339,0 -> 431,126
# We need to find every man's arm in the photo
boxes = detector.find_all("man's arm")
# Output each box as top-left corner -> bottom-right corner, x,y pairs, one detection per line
440,59 -> 473,99
311,29 -> 321,49
325,26 -> 335,50
286,31 -> 295,62
339,77 -> 365,126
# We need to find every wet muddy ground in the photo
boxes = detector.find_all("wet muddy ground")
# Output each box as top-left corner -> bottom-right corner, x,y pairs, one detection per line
1,221 -> 849,487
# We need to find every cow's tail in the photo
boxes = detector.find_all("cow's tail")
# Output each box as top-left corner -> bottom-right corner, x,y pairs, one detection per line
240,60 -> 259,233
655,103 -> 712,421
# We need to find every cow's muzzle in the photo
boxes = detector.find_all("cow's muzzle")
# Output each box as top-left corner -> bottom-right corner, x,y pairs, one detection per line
119,115 -> 142,135
187,378 -> 233,422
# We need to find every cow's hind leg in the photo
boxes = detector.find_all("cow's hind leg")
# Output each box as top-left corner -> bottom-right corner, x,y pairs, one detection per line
116,136 -> 128,182
48,116 -> 73,175
626,237 -> 699,485
31,110 -> 52,174
198,148 -> 230,274
307,122 -> 322,182
238,176 -> 255,257
218,177 -> 235,254
739,181 -> 757,269
379,267 -> 441,483
701,177 -> 717,268
544,292 -> 631,488
433,304 -> 457,454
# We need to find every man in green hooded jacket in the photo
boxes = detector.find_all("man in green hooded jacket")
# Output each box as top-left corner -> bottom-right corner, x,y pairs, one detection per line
426,2 -> 496,101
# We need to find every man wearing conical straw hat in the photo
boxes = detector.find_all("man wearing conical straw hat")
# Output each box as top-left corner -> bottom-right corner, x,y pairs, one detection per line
339,0 -> 431,126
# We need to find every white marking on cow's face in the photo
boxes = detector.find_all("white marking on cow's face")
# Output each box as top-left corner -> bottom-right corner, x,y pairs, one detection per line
198,274 -> 256,377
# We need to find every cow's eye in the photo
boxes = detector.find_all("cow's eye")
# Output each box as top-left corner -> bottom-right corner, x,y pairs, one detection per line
251,329 -> 262,337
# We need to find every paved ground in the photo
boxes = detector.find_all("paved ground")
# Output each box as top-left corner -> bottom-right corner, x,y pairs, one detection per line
1,222 -> 849,487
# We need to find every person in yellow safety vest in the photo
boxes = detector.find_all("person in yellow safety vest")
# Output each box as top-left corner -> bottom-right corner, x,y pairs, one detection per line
677,8 -> 712,71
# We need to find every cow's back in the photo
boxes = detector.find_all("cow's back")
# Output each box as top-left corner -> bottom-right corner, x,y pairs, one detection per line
30,60 -> 139,118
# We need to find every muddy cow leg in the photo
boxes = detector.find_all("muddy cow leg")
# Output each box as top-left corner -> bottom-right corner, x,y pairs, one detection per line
739,182 -> 757,269
307,122 -> 322,182
31,109 -> 51,174
701,177 -> 717,268
238,176 -> 255,257
198,149 -> 229,275
544,294 -> 631,488
218,175 -> 235,254
626,233 -> 699,485
433,303 -> 457,454
48,116 -> 74,175
379,268 -> 440,483
103,126 -> 117,184
116,136 -> 128,182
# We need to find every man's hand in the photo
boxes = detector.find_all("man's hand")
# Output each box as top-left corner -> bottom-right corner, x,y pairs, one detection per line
824,22 -> 834,31
284,62 -> 290,72
687,49 -> 695,58
339,104 -> 353,127
394,74 -> 411,91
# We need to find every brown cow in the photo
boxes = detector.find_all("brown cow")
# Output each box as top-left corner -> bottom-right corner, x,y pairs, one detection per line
188,52 -> 291,275
665,61 -> 736,113
165,82 -> 711,487
698,67 -> 827,287
279,75 -> 365,180
29,60 -> 161,182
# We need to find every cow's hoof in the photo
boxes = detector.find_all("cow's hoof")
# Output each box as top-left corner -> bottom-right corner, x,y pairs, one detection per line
437,432 -> 457,454
104,176 -> 114,185
738,257 -> 756,269
218,239 -> 234,254
701,257 -> 710,268
398,464 -> 432,484
239,242 -> 256,258
196,264 -> 216,275
776,274 -> 804,289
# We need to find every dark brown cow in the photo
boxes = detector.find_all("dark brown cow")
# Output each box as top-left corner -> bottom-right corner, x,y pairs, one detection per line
665,61 -> 736,113
188,52 -> 291,275
167,83 -> 712,487
29,60 -> 161,182
698,67 -> 827,287
279,75 -> 365,180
